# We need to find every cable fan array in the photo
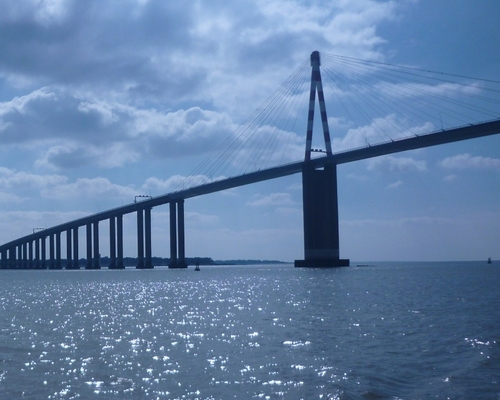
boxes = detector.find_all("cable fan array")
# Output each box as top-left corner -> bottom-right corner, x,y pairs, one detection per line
177,52 -> 500,191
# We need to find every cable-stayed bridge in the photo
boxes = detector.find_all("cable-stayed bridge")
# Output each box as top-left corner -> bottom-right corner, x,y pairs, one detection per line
1,51 -> 499,269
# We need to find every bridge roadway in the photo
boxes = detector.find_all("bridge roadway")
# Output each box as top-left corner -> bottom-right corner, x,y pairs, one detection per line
1,118 -> 499,262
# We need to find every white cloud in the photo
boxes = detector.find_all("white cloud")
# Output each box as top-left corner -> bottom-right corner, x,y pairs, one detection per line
347,172 -> 369,181
387,180 -> 403,189
375,81 -> 483,100
185,211 -> 219,225
0,0 -> 403,102
41,177 -> 137,199
440,153 -> 500,171
0,191 -> 23,203
332,114 -> 435,151
247,192 -> 295,207
0,210 -> 89,242
142,174 -> 230,193
35,141 -> 141,170
0,0 -> 411,184
0,167 -> 67,189
1,87 -> 238,169
367,155 -> 427,172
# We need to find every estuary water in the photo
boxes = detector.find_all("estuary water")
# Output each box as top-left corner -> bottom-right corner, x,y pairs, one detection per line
0,262 -> 499,399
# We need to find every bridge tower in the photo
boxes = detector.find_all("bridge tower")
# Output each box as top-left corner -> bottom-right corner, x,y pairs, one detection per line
295,51 -> 349,267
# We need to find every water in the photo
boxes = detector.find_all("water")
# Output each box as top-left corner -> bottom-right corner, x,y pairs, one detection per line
0,262 -> 499,399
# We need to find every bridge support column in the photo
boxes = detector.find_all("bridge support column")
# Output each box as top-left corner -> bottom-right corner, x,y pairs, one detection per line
28,240 -> 33,269
169,202 -> 177,266
72,228 -> 79,269
93,222 -> 100,269
136,209 -> 144,269
66,229 -> 72,269
55,232 -> 62,269
35,238 -> 40,269
9,247 -> 17,269
145,207 -> 153,269
169,200 -> 187,268
0,249 -> 5,269
22,243 -> 26,268
178,200 -> 186,267
41,236 -> 47,269
17,245 -> 20,268
49,234 -> 56,269
17,246 -> 22,269
109,217 -> 116,269
86,223 -> 92,269
295,164 -> 349,268
134,208 -> 154,269
117,214 -> 124,269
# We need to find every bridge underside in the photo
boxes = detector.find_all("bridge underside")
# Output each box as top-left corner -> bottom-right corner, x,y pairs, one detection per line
295,164 -> 349,268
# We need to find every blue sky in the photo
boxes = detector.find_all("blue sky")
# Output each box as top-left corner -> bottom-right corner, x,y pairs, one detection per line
1,0 -> 499,262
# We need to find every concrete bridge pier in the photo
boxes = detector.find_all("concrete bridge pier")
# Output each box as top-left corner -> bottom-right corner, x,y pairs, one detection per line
136,208 -> 153,269
86,223 -> 92,269
12,247 -> 17,269
72,228 -> 79,269
109,217 -> 116,269
169,200 -> 187,268
66,229 -> 72,269
65,228 -> 77,269
144,207 -> 152,269
18,245 -> 22,268
116,215 -> 124,269
40,236 -> 47,269
93,222 -> 100,269
137,208 -> 144,268
108,215 -> 125,269
49,234 -> 55,269
2,248 -> 6,268
85,222 -> 101,269
28,240 -> 33,268
34,238 -> 40,268
295,163 -> 349,268
55,232 -> 62,269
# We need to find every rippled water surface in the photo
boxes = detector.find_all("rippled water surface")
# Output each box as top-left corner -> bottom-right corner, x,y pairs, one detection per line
1,262 -> 499,399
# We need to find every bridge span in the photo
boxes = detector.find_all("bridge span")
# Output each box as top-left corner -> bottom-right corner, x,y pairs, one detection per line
1,117 -> 499,270
1,51 -> 499,269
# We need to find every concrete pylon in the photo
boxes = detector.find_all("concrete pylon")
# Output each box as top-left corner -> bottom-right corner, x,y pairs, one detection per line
295,51 -> 349,267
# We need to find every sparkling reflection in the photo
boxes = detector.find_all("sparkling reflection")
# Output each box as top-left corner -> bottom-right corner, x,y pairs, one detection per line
0,264 -> 499,398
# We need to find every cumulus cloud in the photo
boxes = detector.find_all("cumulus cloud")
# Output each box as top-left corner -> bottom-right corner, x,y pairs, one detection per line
0,86 -> 238,169
332,114 -> 435,151
41,177 -> 137,199
0,0 -> 410,178
367,155 -> 427,172
387,180 -> 403,189
247,192 -> 295,207
0,0 -> 400,98
0,166 -> 66,189
142,174 -> 226,193
440,153 -> 500,171
0,191 -> 23,203
443,174 -> 457,182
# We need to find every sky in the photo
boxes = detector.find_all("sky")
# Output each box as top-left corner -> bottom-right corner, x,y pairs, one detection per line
1,0 -> 500,262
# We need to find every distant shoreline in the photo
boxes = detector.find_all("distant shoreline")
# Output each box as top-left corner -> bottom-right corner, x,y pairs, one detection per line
22,256 -> 290,268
